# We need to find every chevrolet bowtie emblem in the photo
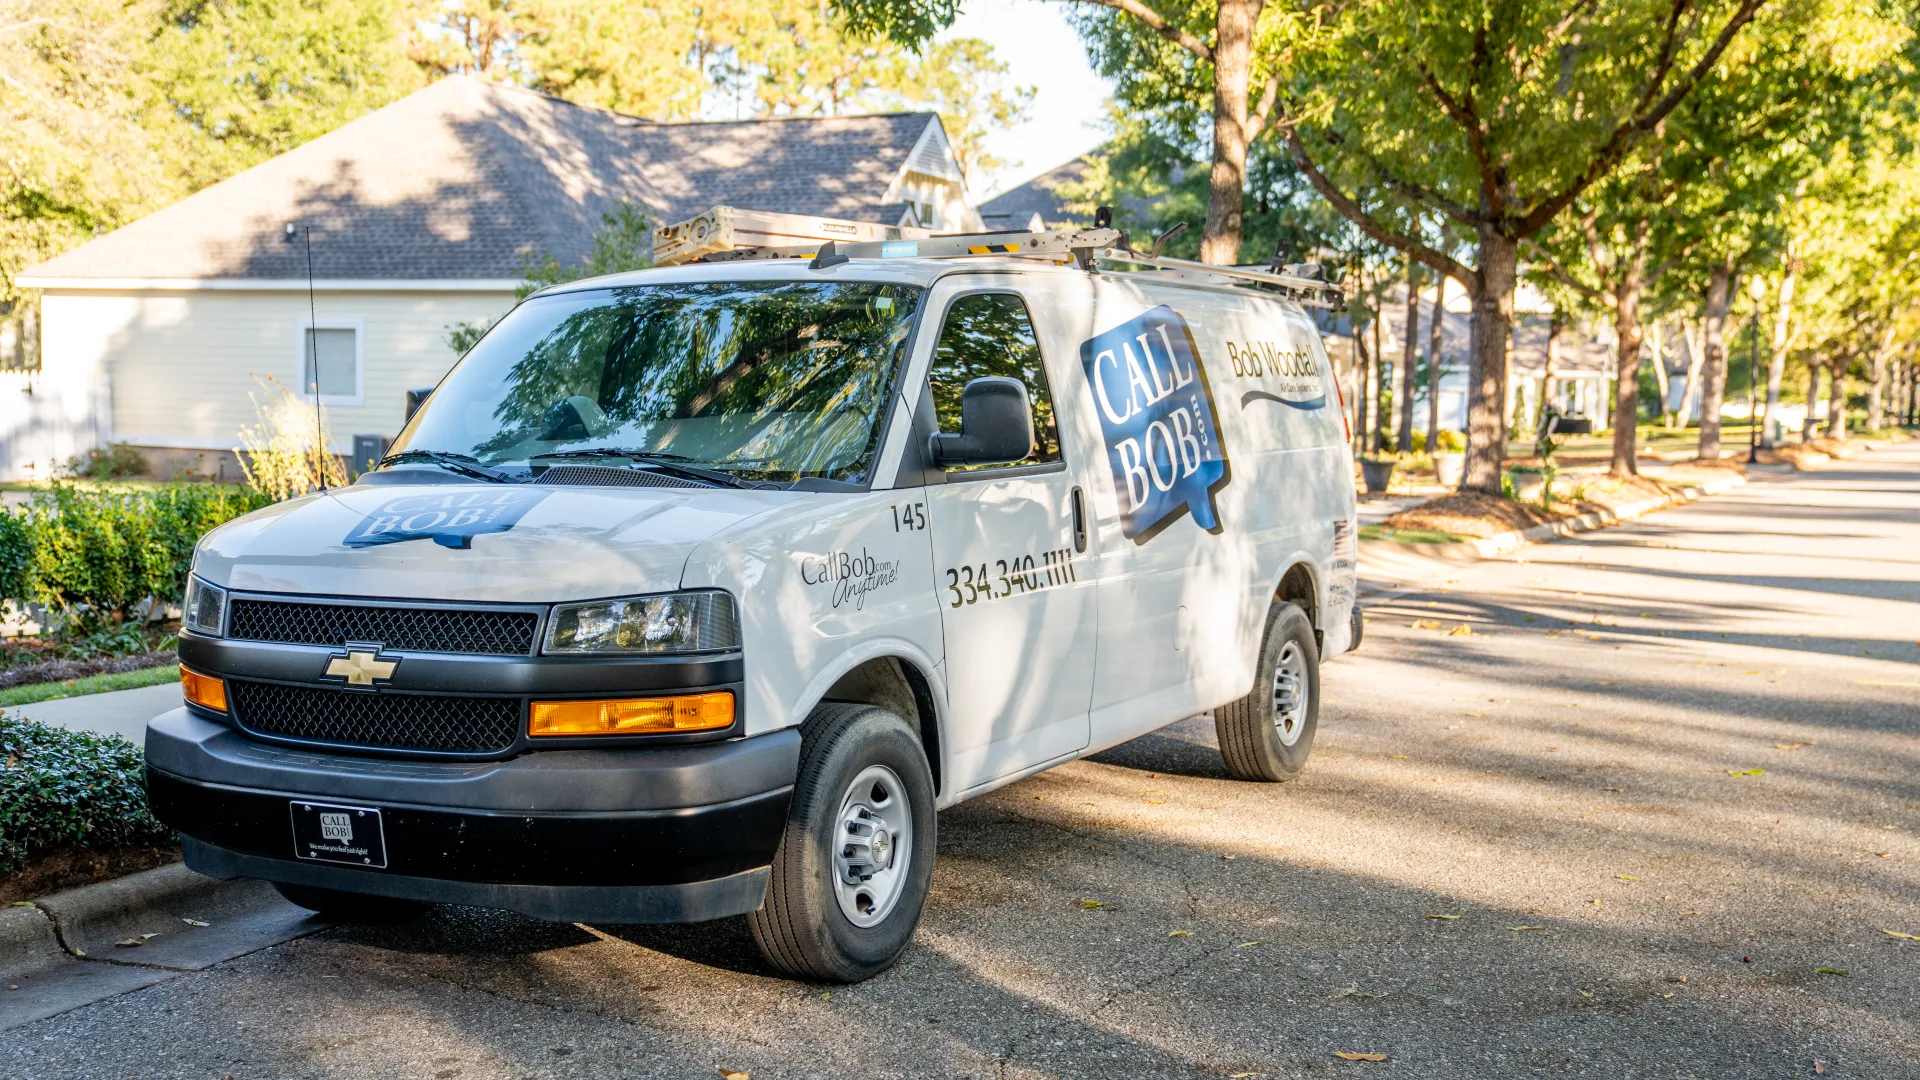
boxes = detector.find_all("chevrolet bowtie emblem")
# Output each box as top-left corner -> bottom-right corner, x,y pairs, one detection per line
325,649 -> 399,686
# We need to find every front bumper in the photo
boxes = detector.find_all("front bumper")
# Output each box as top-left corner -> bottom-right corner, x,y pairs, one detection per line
146,708 -> 799,923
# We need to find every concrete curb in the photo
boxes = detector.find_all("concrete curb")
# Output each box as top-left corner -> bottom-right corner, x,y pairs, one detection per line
1357,473 -> 1749,602
1,863 -> 329,1030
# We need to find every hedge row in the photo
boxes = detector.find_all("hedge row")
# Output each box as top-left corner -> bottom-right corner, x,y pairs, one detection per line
0,483 -> 273,630
0,716 -> 173,875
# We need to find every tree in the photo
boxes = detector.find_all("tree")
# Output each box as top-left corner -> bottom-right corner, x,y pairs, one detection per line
1271,0 -> 1767,493
1,0 -> 417,310
839,0 -> 1328,264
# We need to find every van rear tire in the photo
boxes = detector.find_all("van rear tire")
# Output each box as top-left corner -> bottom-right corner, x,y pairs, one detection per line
748,703 -> 936,982
1215,601 -> 1320,782
272,882 -> 426,923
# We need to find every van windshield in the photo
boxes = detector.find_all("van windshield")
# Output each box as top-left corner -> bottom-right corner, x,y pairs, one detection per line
391,281 -> 923,485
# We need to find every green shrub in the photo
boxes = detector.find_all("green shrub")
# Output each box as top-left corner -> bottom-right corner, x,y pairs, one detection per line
13,483 -> 272,629
1434,429 -> 1466,453
65,444 -> 149,480
0,716 -> 173,874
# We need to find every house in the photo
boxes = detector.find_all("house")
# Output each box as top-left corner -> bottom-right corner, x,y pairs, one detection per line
12,75 -> 981,480
1372,280 -> 1615,438
978,155 -> 1096,231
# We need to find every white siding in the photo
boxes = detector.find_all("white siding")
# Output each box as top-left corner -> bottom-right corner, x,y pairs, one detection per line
38,288 -> 517,459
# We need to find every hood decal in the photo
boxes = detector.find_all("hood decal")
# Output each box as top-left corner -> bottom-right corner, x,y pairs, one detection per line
1079,305 -> 1229,543
343,489 -> 552,550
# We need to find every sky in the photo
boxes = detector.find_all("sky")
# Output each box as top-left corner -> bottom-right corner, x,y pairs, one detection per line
939,0 -> 1116,200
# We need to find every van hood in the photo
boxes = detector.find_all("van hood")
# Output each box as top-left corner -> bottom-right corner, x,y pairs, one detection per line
195,482 -> 798,603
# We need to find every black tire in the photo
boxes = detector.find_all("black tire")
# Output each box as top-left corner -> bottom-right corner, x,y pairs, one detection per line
272,881 -> 427,923
1215,601 -> 1320,782
747,703 -> 936,982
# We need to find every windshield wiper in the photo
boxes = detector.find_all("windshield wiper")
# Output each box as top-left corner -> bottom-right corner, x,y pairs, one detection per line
533,447 -> 754,489
379,449 -> 521,484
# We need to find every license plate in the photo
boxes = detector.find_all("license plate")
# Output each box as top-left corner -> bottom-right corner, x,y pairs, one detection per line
290,801 -> 388,868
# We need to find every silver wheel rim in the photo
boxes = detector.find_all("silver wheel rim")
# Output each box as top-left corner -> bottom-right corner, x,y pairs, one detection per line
832,764 -> 913,928
1272,640 -> 1308,746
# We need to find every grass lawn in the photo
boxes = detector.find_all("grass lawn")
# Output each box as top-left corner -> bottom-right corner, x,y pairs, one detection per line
1359,523 -> 1472,545
0,664 -> 179,708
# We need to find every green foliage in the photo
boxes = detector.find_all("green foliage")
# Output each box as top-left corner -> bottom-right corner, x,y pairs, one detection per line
65,444 -> 149,481
11,483 -> 271,629
0,717 -> 173,874
0,665 -> 180,710
1433,430 -> 1465,453
1,0 -> 419,310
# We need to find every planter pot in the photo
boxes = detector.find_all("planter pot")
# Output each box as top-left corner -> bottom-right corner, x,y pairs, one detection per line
1360,459 -> 1396,494
1433,452 -> 1465,488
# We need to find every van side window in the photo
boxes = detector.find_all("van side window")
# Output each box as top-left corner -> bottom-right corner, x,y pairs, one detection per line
926,293 -> 1062,467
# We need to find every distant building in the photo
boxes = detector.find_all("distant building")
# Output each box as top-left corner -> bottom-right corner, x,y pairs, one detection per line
978,155 -> 1097,231
13,75 -> 981,480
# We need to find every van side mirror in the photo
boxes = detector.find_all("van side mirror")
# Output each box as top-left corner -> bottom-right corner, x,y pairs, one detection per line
929,377 -> 1035,468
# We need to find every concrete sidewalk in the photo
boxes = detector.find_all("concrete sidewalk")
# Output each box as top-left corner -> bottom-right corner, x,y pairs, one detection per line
8,680 -> 180,745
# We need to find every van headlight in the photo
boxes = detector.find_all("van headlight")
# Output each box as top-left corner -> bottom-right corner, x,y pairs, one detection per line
543,591 -> 740,655
183,576 -> 227,637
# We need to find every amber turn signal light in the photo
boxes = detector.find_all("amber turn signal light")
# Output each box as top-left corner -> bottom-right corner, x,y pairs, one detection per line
529,691 -> 733,737
181,666 -> 228,712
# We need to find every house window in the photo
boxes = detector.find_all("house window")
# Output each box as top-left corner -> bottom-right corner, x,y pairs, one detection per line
297,321 -> 363,405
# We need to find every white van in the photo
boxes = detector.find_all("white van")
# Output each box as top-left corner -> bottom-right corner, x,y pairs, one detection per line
148,212 -> 1360,982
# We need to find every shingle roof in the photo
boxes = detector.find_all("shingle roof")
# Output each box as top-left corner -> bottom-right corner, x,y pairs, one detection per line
978,154 -> 1096,231
25,76 -> 945,281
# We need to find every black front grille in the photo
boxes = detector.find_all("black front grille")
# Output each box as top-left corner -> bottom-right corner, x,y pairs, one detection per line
228,680 -> 521,754
228,599 -> 537,656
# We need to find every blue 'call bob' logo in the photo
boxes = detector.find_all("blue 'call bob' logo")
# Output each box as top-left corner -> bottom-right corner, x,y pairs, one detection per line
343,489 -> 550,549
1079,305 -> 1229,543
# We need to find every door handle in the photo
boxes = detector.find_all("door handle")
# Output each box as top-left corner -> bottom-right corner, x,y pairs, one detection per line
1070,486 -> 1088,554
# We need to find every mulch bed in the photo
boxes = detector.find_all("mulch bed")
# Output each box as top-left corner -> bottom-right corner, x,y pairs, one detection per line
1382,490 -> 1559,539
0,650 -> 175,690
0,845 -> 181,904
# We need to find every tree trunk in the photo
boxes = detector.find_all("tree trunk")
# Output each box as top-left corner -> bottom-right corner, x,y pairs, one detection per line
1867,321 -> 1896,431
1463,228 -> 1518,494
1609,229 -> 1648,477
1804,363 -> 1821,441
1675,319 -> 1705,432
1696,260 -> 1736,461
1427,273 -> 1447,443
1399,258 -> 1419,452
1371,287 -> 1385,450
1354,309 -> 1373,448
1200,0 -> 1261,265
1649,320 -> 1670,429
1762,267 -> 1796,447
1827,357 -> 1847,439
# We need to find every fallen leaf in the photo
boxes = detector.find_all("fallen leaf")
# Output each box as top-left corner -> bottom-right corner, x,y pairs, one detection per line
1604,786 -> 1624,792
113,938 -> 144,948
140,932 -> 161,940
1816,1062 -> 1827,1075
1461,712 -> 1484,718
1855,679 -> 1920,688
1237,941 -> 1264,948
8,902 -> 33,908
182,918 -> 209,927
1880,928 -> 1920,941
1546,630 -> 1562,638
1229,1073 -> 1262,1078
1333,1051 -> 1387,1062
1411,619 -> 1444,630
1390,753 -> 1410,759
1168,930 -> 1194,937
1145,799 -> 1167,805
1680,910 -> 1701,915
1080,899 -> 1108,909
1727,768 -> 1765,777
1617,874 -> 1642,883
717,1069 -> 749,1080
1578,990 -> 1593,998
1774,741 -> 1815,750
1423,914 -> 1461,920
1878,852 -> 1892,859
1815,967 -> 1849,977
1447,624 -> 1474,636
1508,925 -> 1546,931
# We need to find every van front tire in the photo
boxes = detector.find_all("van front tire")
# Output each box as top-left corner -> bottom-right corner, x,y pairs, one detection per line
748,703 -> 936,982
1216,601 -> 1320,782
